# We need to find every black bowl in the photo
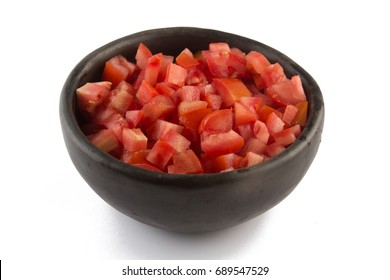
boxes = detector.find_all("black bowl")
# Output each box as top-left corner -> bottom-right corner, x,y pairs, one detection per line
60,27 -> 324,232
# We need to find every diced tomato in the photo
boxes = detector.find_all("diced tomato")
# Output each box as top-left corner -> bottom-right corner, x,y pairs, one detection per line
246,51 -> 271,74
253,120 -> 270,144
89,128 -> 119,153
282,104 -> 299,125
242,152 -> 265,167
273,127 -> 297,146
213,78 -> 252,107
209,42 -> 230,52
94,109 -> 128,141
178,101 -> 211,130
125,110 -> 143,128
161,129 -> 191,153
258,105 -> 283,122
292,101 -> 308,127
201,130 -> 244,157
199,109 -> 233,135
202,50 -> 229,78
141,95 -> 175,126
136,80 -> 159,105
204,93 -> 222,110
185,69 -> 208,86
176,48 -> 200,69
168,149 -> 203,174
133,163 -> 163,173
266,112 -> 285,136
146,140 -> 175,171
179,86 -> 201,101
266,75 -> 306,106
146,119 -> 184,141
239,137 -> 267,156
105,88 -> 133,115
265,142 -> 286,157
260,63 -> 287,88
164,63 -> 187,88
144,53 -> 162,86
234,101 -> 258,126
135,43 -> 152,70
76,82 -> 111,113
102,55 -> 136,88
122,128 -> 148,152
158,55 -> 174,82
78,42 -> 308,174
121,149 -> 150,165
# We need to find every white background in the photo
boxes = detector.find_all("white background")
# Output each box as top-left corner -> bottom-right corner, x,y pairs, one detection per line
1,0 -> 389,279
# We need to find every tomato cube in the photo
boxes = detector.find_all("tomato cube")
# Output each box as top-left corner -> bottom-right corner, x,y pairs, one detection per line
234,101 -> 258,126
164,63 -> 187,88
135,43 -> 152,69
125,110 -> 143,128
168,149 -> 203,174
213,78 -> 252,107
176,48 -> 200,69
161,129 -> 191,153
266,75 -> 306,106
141,95 -> 175,126
89,128 -> 119,153
76,82 -> 111,113
246,51 -> 271,74
201,130 -> 244,157
122,128 -> 148,152
144,53 -> 162,86
146,119 -> 184,141
136,80 -> 159,105
102,55 -> 135,88
146,140 -> 175,170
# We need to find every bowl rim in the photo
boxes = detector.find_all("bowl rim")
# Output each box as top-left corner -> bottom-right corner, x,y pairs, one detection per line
60,26 -> 324,186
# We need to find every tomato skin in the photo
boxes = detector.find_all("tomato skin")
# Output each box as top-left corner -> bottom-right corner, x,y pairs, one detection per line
246,51 -> 271,74
135,43 -> 152,70
146,140 -> 175,171
199,109 -> 233,135
213,78 -> 252,107
121,149 -> 150,165
144,53 -> 162,86
164,63 -> 187,88
234,101 -> 258,126
168,149 -> 203,174
176,48 -> 200,69
178,101 -> 211,130
102,55 -> 135,88
201,130 -> 244,157
292,101 -> 308,127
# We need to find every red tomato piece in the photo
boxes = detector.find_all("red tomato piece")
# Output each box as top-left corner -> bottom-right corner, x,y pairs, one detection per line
164,63 -> 187,88
292,101 -> 308,127
266,112 -> 285,136
246,51 -> 271,74
242,152 -> 265,167
146,140 -> 175,171
208,153 -> 240,172
144,53 -> 162,86
227,52 -> 251,79
161,129 -> 191,153
121,149 -> 150,165
156,82 -> 177,98
234,101 -> 258,126
125,110 -> 143,128
204,93 -> 222,110
95,109 -> 128,141
260,63 -> 287,88
239,137 -> 267,156
158,55 -> 174,82
179,86 -> 201,101
133,163 -> 163,173
76,82 -> 111,113
265,142 -> 286,157
282,104 -> 299,125
122,128 -> 148,152
176,48 -> 200,69
105,88 -> 133,115
253,120 -> 270,144
201,130 -> 244,157
136,80 -> 159,105
209,42 -> 230,52
178,101 -> 211,130
213,78 -> 252,107
266,75 -> 306,106
185,69 -> 208,86
273,127 -> 297,146
102,55 -> 136,88
258,105 -> 283,122
146,119 -> 184,141
237,124 -> 253,141
202,50 -> 229,78
198,109 -> 233,135
168,149 -> 204,174
135,43 -> 152,70
88,128 -> 119,153
141,95 -> 175,126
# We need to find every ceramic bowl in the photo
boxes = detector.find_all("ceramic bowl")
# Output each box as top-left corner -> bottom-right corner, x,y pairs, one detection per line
60,27 -> 324,232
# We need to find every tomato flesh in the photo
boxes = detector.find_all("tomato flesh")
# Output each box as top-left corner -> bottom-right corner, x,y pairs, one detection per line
77,42 -> 308,173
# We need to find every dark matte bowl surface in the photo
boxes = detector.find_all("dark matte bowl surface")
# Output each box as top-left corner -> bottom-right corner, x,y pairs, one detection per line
60,27 -> 324,232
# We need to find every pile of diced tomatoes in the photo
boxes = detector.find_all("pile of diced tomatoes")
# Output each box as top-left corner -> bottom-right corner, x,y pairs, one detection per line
76,42 -> 307,174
